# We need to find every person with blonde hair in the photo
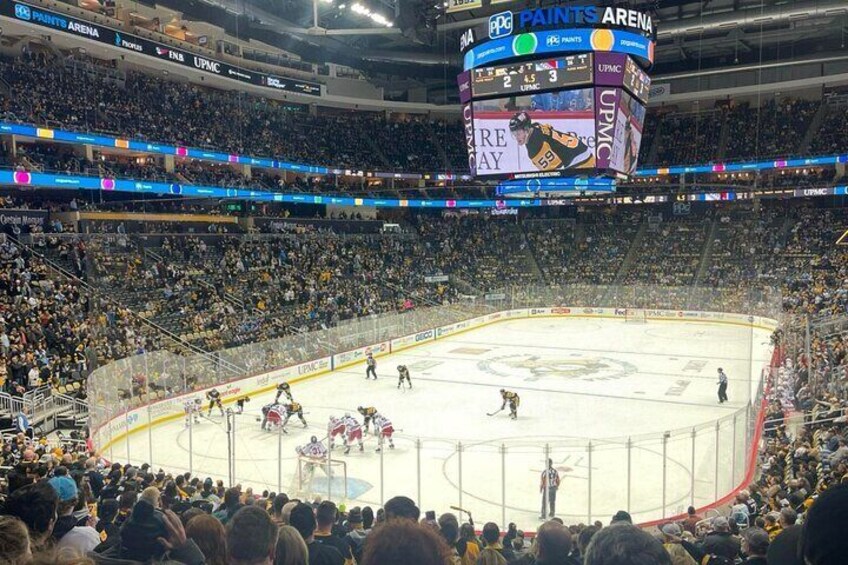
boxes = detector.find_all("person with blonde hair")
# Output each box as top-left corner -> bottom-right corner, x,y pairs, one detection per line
0,515 -> 33,564
274,525 -> 309,565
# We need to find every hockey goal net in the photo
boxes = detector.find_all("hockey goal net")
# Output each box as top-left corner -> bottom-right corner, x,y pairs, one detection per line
293,456 -> 348,498
624,308 -> 648,323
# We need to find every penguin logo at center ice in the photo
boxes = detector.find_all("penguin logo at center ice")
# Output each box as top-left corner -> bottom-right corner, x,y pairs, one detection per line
479,354 -> 636,382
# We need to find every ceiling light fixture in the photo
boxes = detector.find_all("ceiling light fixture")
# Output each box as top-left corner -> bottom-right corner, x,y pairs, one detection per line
350,2 -> 394,27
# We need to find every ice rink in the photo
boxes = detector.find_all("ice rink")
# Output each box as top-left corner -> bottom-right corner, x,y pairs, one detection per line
108,316 -> 773,528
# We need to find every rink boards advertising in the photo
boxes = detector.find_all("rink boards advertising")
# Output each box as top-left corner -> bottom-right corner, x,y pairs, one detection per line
2,1 -> 321,96
91,306 -> 777,452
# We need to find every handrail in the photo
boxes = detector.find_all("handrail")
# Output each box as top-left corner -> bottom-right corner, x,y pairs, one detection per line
10,235 -> 244,377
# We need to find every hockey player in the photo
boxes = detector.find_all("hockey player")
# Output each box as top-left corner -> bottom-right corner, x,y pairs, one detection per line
235,396 -> 250,414
184,398 -> 201,426
282,401 -> 308,428
357,406 -> 378,433
274,382 -> 292,403
365,352 -> 377,380
373,413 -> 395,452
296,436 -> 330,485
500,389 -> 520,420
508,111 -> 594,171
328,416 -> 347,449
206,388 -> 224,417
261,402 -> 286,431
397,365 -> 412,389
341,414 -> 364,454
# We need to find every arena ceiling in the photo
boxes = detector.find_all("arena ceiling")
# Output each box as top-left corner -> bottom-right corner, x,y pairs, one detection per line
153,0 -> 848,97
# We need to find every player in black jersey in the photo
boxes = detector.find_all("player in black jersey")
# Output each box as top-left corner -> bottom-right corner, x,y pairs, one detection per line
274,382 -> 292,403
509,112 -> 594,171
282,402 -> 308,428
397,365 -> 412,390
365,352 -> 377,380
235,396 -> 250,414
500,389 -> 520,420
357,406 -> 378,433
206,389 -> 224,416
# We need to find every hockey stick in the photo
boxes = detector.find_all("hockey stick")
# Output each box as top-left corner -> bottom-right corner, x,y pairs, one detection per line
487,407 -> 504,417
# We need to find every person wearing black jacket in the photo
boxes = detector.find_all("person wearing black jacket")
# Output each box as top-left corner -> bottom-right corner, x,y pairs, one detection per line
741,528 -> 769,564
700,517 -> 741,561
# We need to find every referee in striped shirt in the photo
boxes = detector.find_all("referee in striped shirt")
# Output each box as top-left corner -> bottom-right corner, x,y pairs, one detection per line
540,458 -> 561,519
717,368 -> 729,403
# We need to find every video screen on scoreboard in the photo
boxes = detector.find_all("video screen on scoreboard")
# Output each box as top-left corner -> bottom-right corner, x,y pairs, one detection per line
609,91 -> 646,175
471,54 -> 593,99
623,57 -> 651,104
471,89 -> 596,178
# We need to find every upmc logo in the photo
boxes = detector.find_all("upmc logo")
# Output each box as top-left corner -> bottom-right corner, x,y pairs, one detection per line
15,4 -> 31,20
193,56 -> 221,74
489,11 -> 513,39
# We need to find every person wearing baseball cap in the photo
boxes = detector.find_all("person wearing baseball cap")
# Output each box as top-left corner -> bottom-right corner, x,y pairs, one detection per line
49,471 -> 101,555
702,516 -> 741,561
660,523 -> 697,565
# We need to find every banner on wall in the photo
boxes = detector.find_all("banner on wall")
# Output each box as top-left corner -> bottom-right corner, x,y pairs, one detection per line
446,0 -> 483,13
2,1 -> 321,96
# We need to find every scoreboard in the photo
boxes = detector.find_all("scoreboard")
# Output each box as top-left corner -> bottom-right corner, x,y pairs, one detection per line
457,5 -> 654,184
471,54 -> 593,98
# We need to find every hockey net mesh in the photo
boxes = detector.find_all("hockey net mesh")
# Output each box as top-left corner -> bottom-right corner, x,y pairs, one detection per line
292,457 -> 348,498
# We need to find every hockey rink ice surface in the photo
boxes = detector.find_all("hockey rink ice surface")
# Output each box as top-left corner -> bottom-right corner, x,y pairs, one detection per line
108,317 -> 773,528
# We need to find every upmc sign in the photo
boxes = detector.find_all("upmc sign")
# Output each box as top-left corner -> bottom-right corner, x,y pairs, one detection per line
594,52 -> 627,85
2,1 -> 322,96
594,87 -> 620,170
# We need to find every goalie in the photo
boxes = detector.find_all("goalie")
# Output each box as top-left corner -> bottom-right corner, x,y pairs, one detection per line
297,435 -> 328,459
296,436 -> 331,486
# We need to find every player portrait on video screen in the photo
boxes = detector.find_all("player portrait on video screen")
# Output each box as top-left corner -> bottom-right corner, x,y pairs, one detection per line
471,90 -> 596,177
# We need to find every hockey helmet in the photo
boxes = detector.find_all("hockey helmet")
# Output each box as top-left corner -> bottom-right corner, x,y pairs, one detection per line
358,406 -> 364,411
311,436 -> 318,443
509,112 -> 532,132
397,365 -> 402,371
500,388 -> 505,393
718,367 -> 724,372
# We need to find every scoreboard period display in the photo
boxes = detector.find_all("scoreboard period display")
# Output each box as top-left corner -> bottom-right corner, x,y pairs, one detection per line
471,54 -> 593,99
458,4 -> 655,187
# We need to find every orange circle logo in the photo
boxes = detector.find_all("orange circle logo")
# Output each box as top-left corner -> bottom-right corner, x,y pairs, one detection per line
590,29 -> 615,51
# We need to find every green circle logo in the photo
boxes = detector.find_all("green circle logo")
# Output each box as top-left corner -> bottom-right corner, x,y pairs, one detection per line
512,33 -> 538,56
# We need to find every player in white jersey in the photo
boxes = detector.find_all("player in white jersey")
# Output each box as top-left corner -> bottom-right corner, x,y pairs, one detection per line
296,436 -> 328,459
328,416 -> 346,449
296,436 -> 333,486
373,413 -> 395,452
342,414 -> 364,454
184,398 -> 201,426
261,402 -> 286,431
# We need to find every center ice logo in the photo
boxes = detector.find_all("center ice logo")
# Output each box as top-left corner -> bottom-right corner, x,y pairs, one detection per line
479,354 -> 636,382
